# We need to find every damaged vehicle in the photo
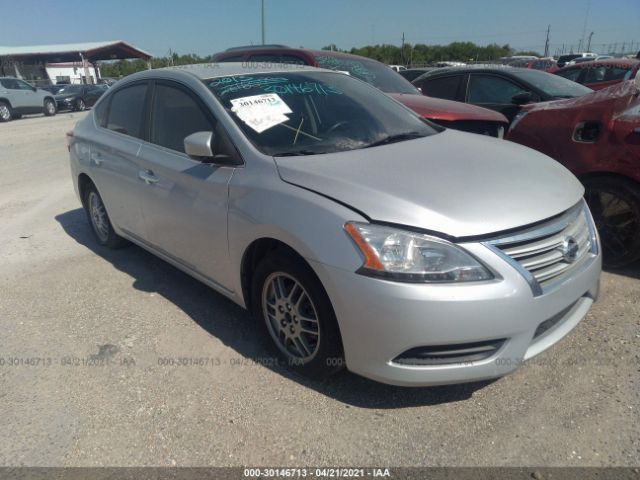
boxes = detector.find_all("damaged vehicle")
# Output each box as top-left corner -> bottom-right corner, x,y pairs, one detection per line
68,64 -> 601,386
507,77 -> 640,267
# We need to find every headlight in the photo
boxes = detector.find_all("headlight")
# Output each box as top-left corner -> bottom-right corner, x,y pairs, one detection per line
344,222 -> 493,283
64,97 -> 73,102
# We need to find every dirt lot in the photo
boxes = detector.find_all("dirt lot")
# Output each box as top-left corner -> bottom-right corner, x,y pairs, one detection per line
0,112 -> 638,468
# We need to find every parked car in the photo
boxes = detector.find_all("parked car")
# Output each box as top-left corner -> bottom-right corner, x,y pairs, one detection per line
526,58 -> 558,73
399,67 -> 439,82
68,63 -> 601,386
557,52 -> 598,68
0,77 -> 57,121
212,46 -> 508,137
54,84 -> 106,111
554,59 -> 640,91
412,67 -> 593,122
507,78 -> 640,266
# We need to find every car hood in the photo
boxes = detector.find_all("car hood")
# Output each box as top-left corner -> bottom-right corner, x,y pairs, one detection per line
388,93 -> 508,124
274,129 -> 583,238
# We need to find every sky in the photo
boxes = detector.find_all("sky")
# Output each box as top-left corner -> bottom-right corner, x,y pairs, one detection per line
1,0 -> 639,57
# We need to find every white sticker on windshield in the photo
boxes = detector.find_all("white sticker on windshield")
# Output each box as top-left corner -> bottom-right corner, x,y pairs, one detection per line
230,93 -> 292,133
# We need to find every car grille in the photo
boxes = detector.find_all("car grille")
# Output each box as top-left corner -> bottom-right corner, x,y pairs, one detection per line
484,201 -> 597,296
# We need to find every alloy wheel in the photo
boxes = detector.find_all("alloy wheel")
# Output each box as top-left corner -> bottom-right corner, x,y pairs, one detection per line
0,104 -> 10,121
262,272 -> 321,363
88,191 -> 110,242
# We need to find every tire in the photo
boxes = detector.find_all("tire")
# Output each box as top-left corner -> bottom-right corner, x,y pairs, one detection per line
583,176 -> 640,268
0,101 -> 12,122
82,183 -> 128,249
43,98 -> 56,116
251,249 -> 344,379
75,98 -> 86,112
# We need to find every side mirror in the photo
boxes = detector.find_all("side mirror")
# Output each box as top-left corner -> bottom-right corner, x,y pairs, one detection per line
32,86 -> 37,92
184,131 -> 239,166
184,131 -> 215,159
512,92 -> 533,105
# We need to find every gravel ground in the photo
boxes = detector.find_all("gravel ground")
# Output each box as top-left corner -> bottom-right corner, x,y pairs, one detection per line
0,112 -> 638,468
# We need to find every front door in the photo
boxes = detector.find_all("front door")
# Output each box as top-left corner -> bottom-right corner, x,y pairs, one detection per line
136,81 -> 237,291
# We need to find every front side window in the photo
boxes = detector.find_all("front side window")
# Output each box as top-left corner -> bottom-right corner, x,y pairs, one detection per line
105,83 -> 147,138
15,80 -> 34,90
206,71 -> 436,156
468,75 -> 527,104
421,75 -> 462,100
150,84 -> 215,153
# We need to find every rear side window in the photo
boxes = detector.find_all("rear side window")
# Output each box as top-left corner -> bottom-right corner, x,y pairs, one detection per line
106,84 -> 147,138
420,75 -> 462,100
555,68 -> 582,82
150,83 -> 215,153
606,67 -> 632,81
467,75 -> 527,104
584,66 -> 607,83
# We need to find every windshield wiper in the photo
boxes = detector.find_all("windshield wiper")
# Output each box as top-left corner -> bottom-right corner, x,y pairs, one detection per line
273,150 -> 319,157
363,132 -> 425,149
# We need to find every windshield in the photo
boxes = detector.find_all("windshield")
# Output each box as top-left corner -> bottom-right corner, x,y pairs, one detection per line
313,55 -> 418,94
514,69 -> 593,98
55,85 -> 82,94
206,71 -> 436,156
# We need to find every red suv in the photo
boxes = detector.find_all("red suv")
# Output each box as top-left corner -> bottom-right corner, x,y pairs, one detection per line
507,80 -> 640,266
212,46 -> 508,137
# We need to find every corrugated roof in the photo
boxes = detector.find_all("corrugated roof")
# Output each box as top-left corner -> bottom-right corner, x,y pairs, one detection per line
0,41 -> 152,58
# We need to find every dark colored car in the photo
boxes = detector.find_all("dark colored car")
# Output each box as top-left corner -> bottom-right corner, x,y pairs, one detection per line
412,67 -> 593,122
41,84 -> 67,94
554,59 -> 640,91
212,46 -> 508,137
54,84 -> 105,112
398,67 -> 439,82
507,79 -> 640,266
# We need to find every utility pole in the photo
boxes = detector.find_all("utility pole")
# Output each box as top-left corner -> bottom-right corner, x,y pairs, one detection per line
401,32 -> 405,66
586,32 -> 594,51
544,25 -> 551,57
580,0 -> 591,52
261,0 -> 265,45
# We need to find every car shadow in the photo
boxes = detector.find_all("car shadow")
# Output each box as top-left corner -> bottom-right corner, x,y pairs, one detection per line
55,208 -> 494,408
604,262 -> 640,280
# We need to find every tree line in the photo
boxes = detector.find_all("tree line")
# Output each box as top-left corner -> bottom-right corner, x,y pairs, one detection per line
98,42 -> 538,78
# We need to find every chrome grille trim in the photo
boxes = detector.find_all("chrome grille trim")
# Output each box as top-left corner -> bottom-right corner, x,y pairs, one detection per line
483,200 -> 598,296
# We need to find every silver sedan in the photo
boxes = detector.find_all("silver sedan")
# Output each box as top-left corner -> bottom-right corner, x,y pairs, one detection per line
68,64 -> 601,386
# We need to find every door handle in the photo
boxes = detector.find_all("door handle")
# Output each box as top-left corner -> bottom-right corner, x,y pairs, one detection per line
138,169 -> 159,185
90,152 -> 103,166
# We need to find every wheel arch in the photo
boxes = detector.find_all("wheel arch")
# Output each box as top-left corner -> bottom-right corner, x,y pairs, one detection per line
240,237 -> 314,313
0,97 -> 13,108
77,173 -> 95,208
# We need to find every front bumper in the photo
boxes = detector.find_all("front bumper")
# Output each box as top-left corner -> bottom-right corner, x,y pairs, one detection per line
310,241 -> 601,387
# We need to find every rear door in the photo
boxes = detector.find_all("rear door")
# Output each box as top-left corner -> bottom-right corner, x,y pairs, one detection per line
416,74 -> 465,101
135,80 -> 237,291
466,73 -> 530,122
88,82 -> 149,238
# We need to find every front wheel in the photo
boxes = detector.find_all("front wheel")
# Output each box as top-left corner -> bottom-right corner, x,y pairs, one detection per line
251,250 -> 344,379
0,101 -> 12,122
75,98 -> 86,111
584,177 -> 640,267
43,99 -> 56,116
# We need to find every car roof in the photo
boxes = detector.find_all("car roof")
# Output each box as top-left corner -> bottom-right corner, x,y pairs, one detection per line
160,62 -> 330,79
214,46 -> 384,63
412,65 -> 519,81
560,58 -> 640,69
